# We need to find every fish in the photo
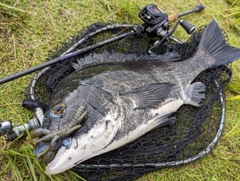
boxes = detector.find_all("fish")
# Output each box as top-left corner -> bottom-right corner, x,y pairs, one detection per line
35,20 -> 240,175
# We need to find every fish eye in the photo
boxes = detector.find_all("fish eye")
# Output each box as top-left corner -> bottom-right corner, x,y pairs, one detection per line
51,103 -> 66,115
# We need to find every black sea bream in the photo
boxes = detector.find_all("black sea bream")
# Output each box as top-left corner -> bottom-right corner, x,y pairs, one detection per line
39,20 -> 240,174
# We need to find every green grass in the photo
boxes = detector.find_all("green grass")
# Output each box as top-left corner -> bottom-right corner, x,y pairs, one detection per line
0,0 -> 240,180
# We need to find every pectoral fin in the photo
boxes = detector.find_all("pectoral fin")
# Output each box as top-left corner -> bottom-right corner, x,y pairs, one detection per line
120,83 -> 175,109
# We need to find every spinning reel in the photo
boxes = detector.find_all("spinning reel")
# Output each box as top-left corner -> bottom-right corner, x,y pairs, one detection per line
0,4 -> 205,140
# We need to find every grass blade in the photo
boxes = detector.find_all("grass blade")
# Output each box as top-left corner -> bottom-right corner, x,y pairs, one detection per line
0,2 -> 32,14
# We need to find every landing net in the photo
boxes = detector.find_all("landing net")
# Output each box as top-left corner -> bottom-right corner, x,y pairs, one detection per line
25,23 -> 231,181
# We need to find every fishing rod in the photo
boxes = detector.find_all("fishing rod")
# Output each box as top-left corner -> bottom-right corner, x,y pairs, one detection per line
0,4 -> 204,85
0,30 -> 136,85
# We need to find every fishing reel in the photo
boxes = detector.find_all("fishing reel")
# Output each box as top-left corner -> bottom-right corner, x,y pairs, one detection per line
139,4 -> 204,54
139,4 -> 204,37
139,4 -> 170,37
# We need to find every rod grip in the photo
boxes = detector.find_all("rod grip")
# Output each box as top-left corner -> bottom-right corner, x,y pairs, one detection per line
168,14 -> 178,22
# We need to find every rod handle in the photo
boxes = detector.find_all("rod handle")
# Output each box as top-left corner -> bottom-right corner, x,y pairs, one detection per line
168,14 -> 178,22
168,4 -> 205,22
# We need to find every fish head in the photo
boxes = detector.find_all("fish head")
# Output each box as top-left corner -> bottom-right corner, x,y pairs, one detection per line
33,77 -> 121,175
46,112 -> 119,174
33,100 -> 85,164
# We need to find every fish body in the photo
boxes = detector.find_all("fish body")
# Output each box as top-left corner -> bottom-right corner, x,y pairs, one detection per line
38,20 -> 240,174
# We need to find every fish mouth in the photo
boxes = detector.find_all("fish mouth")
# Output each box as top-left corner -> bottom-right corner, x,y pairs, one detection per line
45,146 -> 68,175
45,139 -> 89,175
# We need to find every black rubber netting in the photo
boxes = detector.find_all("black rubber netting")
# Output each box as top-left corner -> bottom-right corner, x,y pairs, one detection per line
25,23 -> 232,181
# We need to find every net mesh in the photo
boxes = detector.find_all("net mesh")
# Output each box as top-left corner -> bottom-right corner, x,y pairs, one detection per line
25,23 -> 232,181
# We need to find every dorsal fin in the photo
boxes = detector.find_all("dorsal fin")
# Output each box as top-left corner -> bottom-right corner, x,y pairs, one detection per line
71,50 -> 181,71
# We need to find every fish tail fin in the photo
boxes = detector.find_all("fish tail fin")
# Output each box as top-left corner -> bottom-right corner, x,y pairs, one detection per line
196,20 -> 240,67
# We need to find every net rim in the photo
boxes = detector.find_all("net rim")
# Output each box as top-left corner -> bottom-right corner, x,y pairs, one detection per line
27,23 -> 228,175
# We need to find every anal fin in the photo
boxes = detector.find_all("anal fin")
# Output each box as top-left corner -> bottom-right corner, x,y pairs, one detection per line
185,81 -> 206,106
156,116 -> 177,128
151,112 -> 177,130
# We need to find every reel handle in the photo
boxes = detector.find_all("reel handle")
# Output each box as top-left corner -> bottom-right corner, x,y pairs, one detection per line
180,20 -> 195,34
